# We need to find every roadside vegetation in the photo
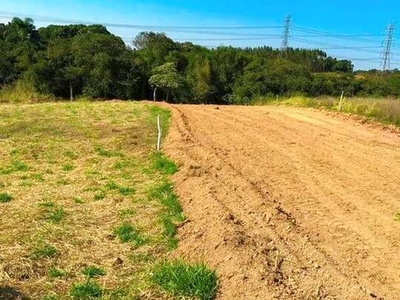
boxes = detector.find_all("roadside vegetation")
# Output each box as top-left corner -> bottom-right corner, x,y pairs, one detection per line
253,95 -> 400,127
0,101 -> 217,299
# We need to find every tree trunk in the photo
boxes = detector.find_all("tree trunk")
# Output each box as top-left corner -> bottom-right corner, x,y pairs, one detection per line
70,83 -> 73,101
166,89 -> 170,102
153,87 -> 157,102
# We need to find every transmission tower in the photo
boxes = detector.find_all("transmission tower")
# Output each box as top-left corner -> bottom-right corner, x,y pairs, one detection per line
281,15 -> 292,52
381,23 -> 395,73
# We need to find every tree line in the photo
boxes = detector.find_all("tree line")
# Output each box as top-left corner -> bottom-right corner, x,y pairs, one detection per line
1,17 -> 400,103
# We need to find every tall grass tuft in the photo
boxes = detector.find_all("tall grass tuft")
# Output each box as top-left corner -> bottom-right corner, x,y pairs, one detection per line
153,260 -> 218,300
0,80 -> 54,103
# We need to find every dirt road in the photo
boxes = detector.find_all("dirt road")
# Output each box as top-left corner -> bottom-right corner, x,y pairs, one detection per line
163,104 -> 400,300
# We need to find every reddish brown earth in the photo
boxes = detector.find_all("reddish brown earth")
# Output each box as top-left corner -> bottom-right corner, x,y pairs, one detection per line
163,104 -> 400,300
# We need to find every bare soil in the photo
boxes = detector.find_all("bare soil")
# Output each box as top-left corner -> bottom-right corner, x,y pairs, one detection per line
163,104 -> 400,300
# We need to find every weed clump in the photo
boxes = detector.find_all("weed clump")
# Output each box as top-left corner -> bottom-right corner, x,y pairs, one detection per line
93,192 -> 106,201
62,164 -> 74,171
82,265 -> 106,278
95,146 -> 123,158
70,281 -> 102,299
152,152 -> 178,175
153,260 -> 218,300
113,222 -> 145,247
32,243 -> 58,259
73,197 -> 84,204
39,202 -> 66,223
1,160 -> 28,174
0,192 -> 12,203
118,186 -> 135,196
48,267 -> 66,278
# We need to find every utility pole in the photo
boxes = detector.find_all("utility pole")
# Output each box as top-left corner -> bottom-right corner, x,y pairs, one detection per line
281,15 -> 292,53
381,23 -> 395,73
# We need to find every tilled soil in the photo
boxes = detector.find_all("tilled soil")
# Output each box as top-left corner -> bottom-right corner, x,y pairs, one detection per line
163,104 -> 400,300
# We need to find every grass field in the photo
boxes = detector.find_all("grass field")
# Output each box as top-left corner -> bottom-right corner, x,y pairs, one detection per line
0,101 -> 216,300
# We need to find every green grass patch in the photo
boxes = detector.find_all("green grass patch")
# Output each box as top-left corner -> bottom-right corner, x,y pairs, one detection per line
93,192 -> 106,201
395,213 -> 400,221
0,192 -> 12,203
105,181 -> 119,190
70,281 -> 102,299
95,146 -> 123,158
118,186 -> 135,196
149,182 -> 184,221
113,222 -> 146,247
32,243 -> 58,259
32,173 -> 45,182
152,260 -> 218,300
73,197 -> 84,204
118,208 -> 136,218
149,181 -> 184,250
64,150 -> 79,160
1,160 -> 28,174
82,265 -> 106,278
48,267 -> 66,278
152,152 -> 178,175
41,205 -> 66,223
160,216 -> 179,250
62,164 -> 74,171
57,178 -> 71,186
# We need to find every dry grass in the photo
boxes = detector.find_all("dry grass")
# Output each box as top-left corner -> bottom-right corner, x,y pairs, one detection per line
0,101 -> 177,299
257,96 -> 400,127
0,80 -> 54,104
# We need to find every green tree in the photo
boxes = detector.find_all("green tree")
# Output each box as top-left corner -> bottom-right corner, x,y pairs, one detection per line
149,62 -> 181,102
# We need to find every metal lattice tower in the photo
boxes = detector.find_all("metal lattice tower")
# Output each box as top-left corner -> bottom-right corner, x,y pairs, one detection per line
381,23 -> 395,73
281,15 -> 292,52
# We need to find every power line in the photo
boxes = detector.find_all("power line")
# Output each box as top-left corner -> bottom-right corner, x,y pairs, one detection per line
0,11 -> 282,30
292,25 -> 383,44
292,37 -> 383,54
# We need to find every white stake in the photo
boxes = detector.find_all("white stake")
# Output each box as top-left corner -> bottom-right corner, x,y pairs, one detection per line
157,115 -> 162,151
338,90 -> 344,111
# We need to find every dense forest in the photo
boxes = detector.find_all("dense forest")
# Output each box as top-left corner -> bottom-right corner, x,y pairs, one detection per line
1,17 -> 400,103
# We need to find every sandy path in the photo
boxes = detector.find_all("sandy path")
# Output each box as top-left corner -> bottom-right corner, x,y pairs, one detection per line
163,104 -> 400,300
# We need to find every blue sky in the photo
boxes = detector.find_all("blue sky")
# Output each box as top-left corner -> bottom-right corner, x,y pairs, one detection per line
1,0 -> 400,69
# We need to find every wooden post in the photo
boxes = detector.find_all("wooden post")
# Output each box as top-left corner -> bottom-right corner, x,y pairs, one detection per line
338,90 -> 344,111
156,115 -> 162,151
